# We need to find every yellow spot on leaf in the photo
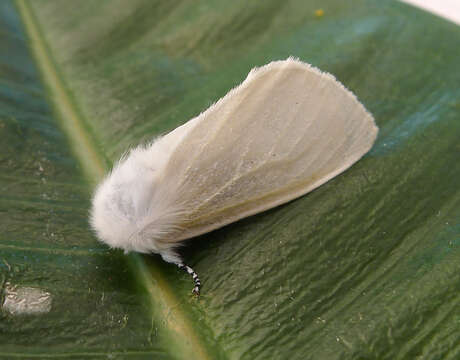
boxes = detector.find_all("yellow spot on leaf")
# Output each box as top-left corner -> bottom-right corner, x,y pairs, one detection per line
315,9 -> 324,18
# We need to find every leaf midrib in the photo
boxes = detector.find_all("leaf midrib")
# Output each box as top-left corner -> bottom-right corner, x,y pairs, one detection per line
15,1 -> 213,359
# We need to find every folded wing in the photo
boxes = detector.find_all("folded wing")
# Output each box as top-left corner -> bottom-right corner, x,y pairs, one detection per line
160,58 -> 378,242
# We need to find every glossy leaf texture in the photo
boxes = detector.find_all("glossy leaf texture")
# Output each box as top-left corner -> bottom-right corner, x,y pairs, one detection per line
1,0 -> 459,359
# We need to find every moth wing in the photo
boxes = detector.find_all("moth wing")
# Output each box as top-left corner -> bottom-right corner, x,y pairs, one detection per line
161,58 -> 378,242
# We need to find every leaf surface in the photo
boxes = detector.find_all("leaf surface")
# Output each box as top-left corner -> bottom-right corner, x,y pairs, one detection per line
1,0 -> 459,359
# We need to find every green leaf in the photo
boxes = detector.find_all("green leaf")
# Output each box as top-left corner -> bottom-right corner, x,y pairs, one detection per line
1,0 -> 459,359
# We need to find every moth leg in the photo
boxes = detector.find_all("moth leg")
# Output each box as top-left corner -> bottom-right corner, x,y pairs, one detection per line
160,251 -> 201,295
177,263 -> 201,296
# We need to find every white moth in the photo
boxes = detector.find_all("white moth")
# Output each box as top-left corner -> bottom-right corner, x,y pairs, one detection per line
90,58 -> 378,295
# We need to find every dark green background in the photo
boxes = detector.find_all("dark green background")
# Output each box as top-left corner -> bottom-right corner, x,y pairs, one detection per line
1,0 -> 459,359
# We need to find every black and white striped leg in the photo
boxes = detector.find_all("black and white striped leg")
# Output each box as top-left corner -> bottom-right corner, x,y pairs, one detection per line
178,263 -> 201,296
